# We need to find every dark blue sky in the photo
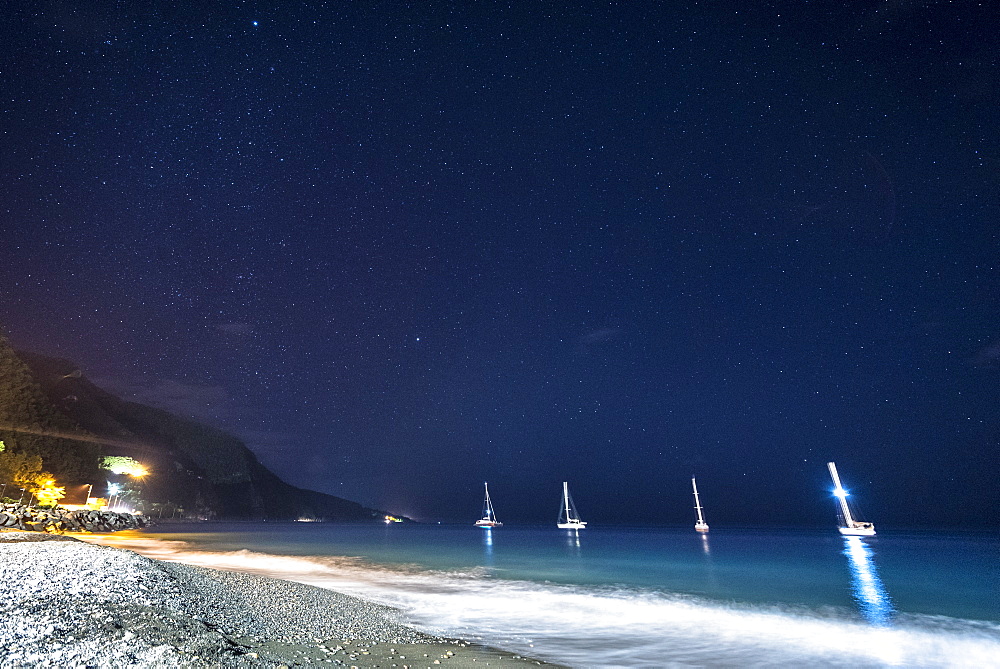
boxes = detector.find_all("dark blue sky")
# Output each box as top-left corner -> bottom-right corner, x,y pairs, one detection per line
2,1 -> 997,526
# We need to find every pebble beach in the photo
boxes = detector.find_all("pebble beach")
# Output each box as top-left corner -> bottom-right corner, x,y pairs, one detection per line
0,531 -> 552,668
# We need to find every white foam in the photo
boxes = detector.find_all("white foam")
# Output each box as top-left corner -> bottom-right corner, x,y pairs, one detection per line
80,535 -> 1000,668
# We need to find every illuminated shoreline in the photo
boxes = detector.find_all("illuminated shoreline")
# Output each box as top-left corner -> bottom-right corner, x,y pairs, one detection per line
0,531 -> 553,667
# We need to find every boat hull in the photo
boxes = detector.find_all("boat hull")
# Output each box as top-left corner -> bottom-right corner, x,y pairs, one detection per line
475,520 -> 501,528
557,521 -> 587,529
838,525 -> 876,536
695,523 -> 709,532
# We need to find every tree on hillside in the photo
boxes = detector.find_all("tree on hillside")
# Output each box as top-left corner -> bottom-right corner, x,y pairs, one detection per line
0,439 -> 42,485
0,439 -> 63,503
101,456 -> 148,477
0,333 -> 101,485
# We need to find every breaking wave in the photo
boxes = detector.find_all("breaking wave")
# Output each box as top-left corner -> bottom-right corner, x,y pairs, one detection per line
81,534 -> 1000,668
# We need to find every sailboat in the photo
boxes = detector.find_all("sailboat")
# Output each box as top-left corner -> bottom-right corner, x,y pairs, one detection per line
474,482 -> 502,527
827,462 -> 876,536
557,481 -> 587,529
691,477 -> 709,532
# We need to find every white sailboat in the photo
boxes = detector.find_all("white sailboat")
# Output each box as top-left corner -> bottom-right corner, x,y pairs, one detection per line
691,477 -> 709,532
557,481 -> 587,529
474,482 -> 502,527
827,462 -> 876,536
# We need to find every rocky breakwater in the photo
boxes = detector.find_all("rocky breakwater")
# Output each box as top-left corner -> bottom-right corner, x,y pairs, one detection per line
0,504 -> 148,533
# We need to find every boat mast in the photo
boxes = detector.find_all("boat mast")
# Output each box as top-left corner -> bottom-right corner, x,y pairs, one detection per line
563,481 -> 572,521
827,462 -> 855,526
692,477 -> 706,526
484,482 -> 493,521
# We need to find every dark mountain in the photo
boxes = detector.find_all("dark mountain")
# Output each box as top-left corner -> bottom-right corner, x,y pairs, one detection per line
1,336 -> 400,521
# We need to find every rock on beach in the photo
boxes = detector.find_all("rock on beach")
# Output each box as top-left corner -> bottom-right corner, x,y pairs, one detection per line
0,531 -> 552,667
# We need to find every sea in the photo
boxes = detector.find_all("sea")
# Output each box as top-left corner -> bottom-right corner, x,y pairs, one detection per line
85,523 -> 999,668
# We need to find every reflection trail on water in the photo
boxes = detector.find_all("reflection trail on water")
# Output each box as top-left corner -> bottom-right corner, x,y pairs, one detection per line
843,536 -> 894,626
699,532 -> 711,556
564,528 -> 581,556
481,527 -> 494,566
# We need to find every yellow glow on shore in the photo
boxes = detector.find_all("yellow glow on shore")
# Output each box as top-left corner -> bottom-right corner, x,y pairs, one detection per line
102,456 -> 149,477
34,479 -> 66,506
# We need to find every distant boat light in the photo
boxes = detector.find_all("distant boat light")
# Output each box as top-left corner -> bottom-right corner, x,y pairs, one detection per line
833,488 -> 849,498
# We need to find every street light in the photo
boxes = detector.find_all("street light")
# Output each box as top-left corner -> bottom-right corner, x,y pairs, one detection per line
107,483 -> 122,510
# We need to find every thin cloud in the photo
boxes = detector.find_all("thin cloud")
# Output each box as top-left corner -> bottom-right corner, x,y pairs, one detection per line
974,339 -> 1000,368
216,322 -> 253,335
94,377 -> 231,421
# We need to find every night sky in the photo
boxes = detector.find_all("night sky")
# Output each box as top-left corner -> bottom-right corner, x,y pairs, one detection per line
2,1 -> 997,527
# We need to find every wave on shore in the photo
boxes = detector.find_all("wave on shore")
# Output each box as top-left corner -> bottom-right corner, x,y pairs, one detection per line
82,534 -> 1000,668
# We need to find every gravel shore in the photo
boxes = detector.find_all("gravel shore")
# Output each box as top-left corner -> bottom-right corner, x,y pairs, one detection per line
0,531 -> 552,667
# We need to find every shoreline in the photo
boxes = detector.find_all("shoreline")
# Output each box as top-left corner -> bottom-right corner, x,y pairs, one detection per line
0,530 -> 555,667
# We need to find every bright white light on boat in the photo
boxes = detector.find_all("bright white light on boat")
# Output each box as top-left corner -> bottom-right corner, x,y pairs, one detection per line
833,488 -> 849,498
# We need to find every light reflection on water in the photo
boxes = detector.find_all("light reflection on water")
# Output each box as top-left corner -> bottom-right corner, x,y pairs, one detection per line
481,527 -> 494,564
843,536 -> 894,626
563,528 -> 581,555
77,528 -> 1000,667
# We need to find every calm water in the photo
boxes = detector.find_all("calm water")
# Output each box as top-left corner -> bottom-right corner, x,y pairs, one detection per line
86,524 -> 1000,667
